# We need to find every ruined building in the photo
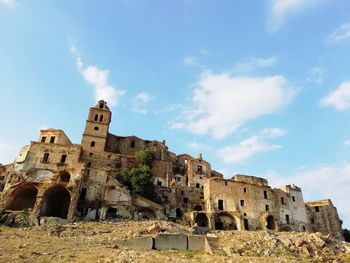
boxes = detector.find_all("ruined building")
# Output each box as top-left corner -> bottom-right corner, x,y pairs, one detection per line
0,101 -> 344,239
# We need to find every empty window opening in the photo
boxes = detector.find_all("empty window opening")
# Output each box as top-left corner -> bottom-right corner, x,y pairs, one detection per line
60,154 -> 67,164
285,214 -> 290,225
59,171 -> 70,183
176,208 -> 182,218
181,191 -> 184,195
315,206 -> 320,212
79,188 -> 87,201
94,126 -> 99,131
89,152 -> 93,157
50,136 -> 55,143
243,213 -> 247,216
42,153 -> 49,163
310,218 -> 315,224
244,188 -> 247,193
94,114 -> 98,121
90,141 -> 95,147
292,196 -> 296,202
197,165 -> 203,174
130,141 -> 135,148
265,205 -> 269,212
99,115 -> 103,122
263,190 -> 268,199
240,200 -> 245,207
281,197 -> 285,204
87,162 -> 91,167
177,177 -> 180,181
99,102 -> 104,109
183,197 -> 189,203
196,183 -> 200,188
157,181 -> 162,186
218,199 -> 224,210
41,136 -> 47,143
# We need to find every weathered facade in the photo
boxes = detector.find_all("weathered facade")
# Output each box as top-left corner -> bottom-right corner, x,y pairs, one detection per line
0,100 -> 344,239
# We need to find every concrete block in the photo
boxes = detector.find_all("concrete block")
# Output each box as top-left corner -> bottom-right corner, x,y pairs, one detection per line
188,235 -> 206,251
154,233 -> 188,251
118,237 -> 154,250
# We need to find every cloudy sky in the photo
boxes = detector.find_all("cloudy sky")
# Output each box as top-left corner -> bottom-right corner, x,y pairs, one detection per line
1,0 -> 350,227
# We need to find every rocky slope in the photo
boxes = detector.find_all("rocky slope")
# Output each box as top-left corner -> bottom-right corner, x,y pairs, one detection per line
0,215 -> 349,262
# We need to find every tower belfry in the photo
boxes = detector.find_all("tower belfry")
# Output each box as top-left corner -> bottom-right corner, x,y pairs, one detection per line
81,100 -> 111,154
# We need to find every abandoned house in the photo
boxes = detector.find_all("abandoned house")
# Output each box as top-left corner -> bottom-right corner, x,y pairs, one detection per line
0,100 -> 344,239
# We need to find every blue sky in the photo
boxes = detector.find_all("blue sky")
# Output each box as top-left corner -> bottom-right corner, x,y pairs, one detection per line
1,0 -> 350,227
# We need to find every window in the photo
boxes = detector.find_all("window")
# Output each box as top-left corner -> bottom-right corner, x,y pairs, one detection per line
265,205 -> 269,212
60,154 -> 67,164
79,188 -> 87,201
183,198 -> 189,203
240,200 -> 245,207
181,191 -> 184,195
50,136 -> 55,143
99,102 -> 104,109
218,199 -> 224,210
87,162 -> 91,167
90,141 -> 95,147
315,206 -> 320,212
99,115 -> 103,122
196,183 -> 200,188
89,152 -> 93,157
244,188 -> 247,193
42,153 -> 49,163
177,177 -> 180,181
41,136 -> 47,143
94,114 -> 98,121
130,141 -> 135,148
285,214 -> 290,224
263,190 -> 268,199
157,181 -> 162,186
292,196 -> 296,202
197,165 -> 203,174
310,218 -> 315,224
0,176 -> 5,180
281,197 -> 285,204
224,181 -> 227,186
243,213 -> 247,216
94,126 -> 99,131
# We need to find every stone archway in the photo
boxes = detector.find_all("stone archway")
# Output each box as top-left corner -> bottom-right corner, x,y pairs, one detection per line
195,213 -> 208,227
5,184 -> 38,211
40,185 -> 71,219
266,215 -> 276,230
215,212 -> 238,230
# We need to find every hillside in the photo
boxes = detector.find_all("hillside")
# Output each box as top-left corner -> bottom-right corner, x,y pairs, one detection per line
0,215 -> 349,262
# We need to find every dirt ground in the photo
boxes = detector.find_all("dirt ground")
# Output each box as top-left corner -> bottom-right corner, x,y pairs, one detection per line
0,219 -> 349,263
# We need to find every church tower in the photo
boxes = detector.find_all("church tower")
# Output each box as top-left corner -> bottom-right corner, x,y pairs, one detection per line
81,100 -> 111,154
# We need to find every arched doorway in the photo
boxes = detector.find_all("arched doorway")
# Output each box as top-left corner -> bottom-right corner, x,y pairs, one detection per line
6,184 -> 38,211
40,185 -> 71,219
195,213 -> 208,227
215,213 -> 238,230
266,215 -> 275,230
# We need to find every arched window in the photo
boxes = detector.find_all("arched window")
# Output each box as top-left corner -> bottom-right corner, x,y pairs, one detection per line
99,115 -> 103,122
94,114 -> 98,121
94,126 -> 99,131
90,141 -> 95,147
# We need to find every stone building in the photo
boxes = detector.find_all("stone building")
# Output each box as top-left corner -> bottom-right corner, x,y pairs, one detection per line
306,199 -> 343,240
0,100 -> 344,240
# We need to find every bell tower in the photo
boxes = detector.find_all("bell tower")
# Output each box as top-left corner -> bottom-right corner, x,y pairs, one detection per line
81,100 -> 111,154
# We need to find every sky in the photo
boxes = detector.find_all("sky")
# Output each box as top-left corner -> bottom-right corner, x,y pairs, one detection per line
1,0 -> 350,227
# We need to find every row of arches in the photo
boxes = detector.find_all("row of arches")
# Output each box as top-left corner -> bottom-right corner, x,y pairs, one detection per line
5,183 -> 71,219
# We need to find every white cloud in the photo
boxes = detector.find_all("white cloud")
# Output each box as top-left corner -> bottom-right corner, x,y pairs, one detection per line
183,56 -> 199,66
171,71 -> 295,139
187,142 -> 209,152
266,163 -> 350,228
327,22 -> 350,44
132,92 -> 155,114
233,56 -> 277,73
321,81 -> 350,111
77,58 -> 125,107
307,67 -> 325,85
0,142 -> 18,165
266,0 -> 325,33
217,128 -> 286,164
344,140 -> 350,147
0,0 -> 16,8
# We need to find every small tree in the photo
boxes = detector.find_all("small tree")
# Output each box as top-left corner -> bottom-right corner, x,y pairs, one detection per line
135,148 -> 153,167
